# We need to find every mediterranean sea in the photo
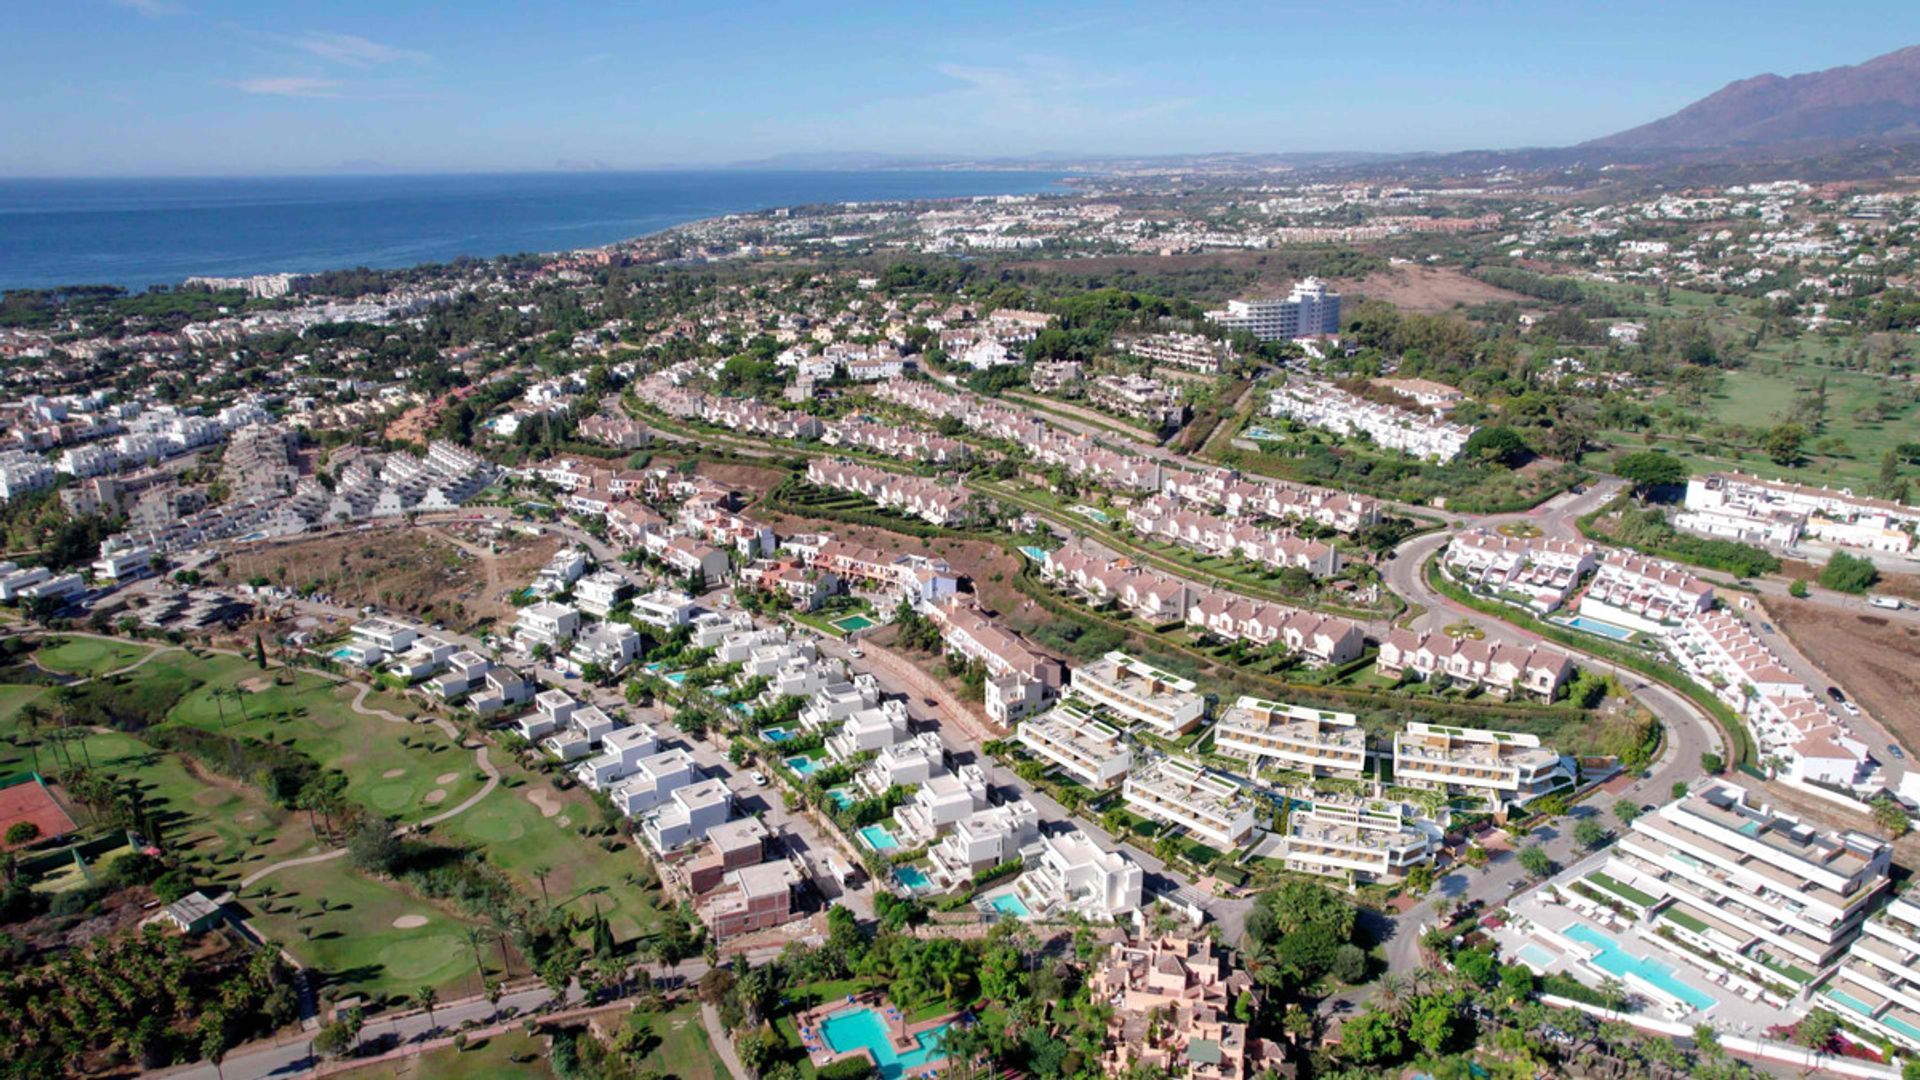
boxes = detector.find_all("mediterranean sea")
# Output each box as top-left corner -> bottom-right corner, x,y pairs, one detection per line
0,170 -> 1070,293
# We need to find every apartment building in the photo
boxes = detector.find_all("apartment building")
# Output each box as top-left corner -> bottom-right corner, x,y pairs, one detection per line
1443,529 -> 1598,614
1069,651 -> 1208,737
1605,780 -> 1890,974
1679,472 -> 1920,555
697,860 -> 803,940
1122,757 -> 1259,850
573,570 -> 629,617
1817,895 -> 1920,1051
1090,934 -> 1283,1080
1279,801 -> 1436,884
1376,628 -> 1574,701
1578,552 -> 1714,635
1014,830 -> 1143,920
1213,697 -> 1366,778
1017,703 -> 1133,790
642,777 -> 734,852
1115,331 -> 1236,373
1089,373 -> 1189,430
1267,379 -> 1474,462
1204,278 -> 1341,340
1391,722 -> 1573,812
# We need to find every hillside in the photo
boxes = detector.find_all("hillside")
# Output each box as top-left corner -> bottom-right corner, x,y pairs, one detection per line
1587,45 -> 1920,150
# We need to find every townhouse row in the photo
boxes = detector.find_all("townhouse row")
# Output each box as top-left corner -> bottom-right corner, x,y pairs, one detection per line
805,457 -> 973,526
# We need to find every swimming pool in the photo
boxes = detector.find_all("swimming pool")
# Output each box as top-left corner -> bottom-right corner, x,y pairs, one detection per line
1516,944 -> 1559,971
818,1006 -> 950,1080
330,647 -> 361,662
985,893 -> 1031,918
785,755 -> 820,777
1068,504 -> 1110,524
893,866 -> 930,891
1019,546 -> 1051,562
1564,923 -> 1715,1011
1558,615 -> 1636,642
833,614 -> 876,632
1244,426 -> 1283,441
826,787 -> 856,810
859,824 -> 901,851
663,671 -> 689,686
762,727 -> 793,743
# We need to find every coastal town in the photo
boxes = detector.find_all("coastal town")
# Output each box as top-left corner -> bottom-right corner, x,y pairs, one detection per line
3,150 -> 1920,1080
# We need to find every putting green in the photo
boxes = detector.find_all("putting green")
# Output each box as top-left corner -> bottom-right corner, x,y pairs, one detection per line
461,806 -> 527,843
365,782 -> 417,813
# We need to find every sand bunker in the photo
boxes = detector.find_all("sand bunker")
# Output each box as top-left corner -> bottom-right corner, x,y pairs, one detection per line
435,772 -> 459,785
423,789 -> 448,805
381,768 -> 407,779
526,788 -> 562,818
391,915 -> 429,929
239,677 -> 272,692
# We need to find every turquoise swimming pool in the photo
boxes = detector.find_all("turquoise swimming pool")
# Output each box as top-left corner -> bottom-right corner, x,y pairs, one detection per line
832,614 -> 876,632
785,755 -> 819,776
818,1006 -> 950,1080
1516,944 -> 1558,970
986,893 -> 1031,918
859,824 -> 901,851
1019,546 -> 1050,562
1564,923 -> 1715,1011
826,787 -> 856,810
1068,504 -> 1110,524
663,671 -> 689,685
762,726 -> 793,743
893,866 -> 930,891
1558,615 -> 1636,642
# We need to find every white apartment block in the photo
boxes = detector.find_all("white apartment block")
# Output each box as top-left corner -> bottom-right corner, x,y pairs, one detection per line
1391,722 -> 1573,812
1122,757 -> 1259,850
1680,472 -> 1920,556
1268,379 -> 1474,462
1203,278 -> 1341,340
1213,697 -> 1366,779
1014,830 -> 1143,920
1115,331 -> 1236,373
1605,780 -> 1890,974
573,570 -> 630,617
1578,552 -> 1714,636
1279,801 -> 1436,884
1443,529 -> 1598,614
608,748 -> 701,817
1017,703 -> 1133,790
643,778 -> 734,853
1069,652 -> 1208,737
1817,895 -> 1920,1051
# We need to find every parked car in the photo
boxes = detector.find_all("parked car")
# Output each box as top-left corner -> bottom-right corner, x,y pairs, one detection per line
1888,743 -> 1904,760
1761,622 -> 1775,633
1870,595 -> 1903,610
749,771 -> 768,787
1827,686 -> 1848,704
1842,702 -> 1861,717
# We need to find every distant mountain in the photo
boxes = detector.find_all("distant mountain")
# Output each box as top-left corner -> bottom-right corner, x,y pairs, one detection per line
1587,45 -> 1920,151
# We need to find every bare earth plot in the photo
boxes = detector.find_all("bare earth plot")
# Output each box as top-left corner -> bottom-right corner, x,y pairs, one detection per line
1329,264 -> 1539,313
1761,596 -> 1920,749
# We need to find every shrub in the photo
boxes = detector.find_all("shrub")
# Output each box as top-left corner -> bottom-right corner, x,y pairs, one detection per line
1818,552 -> 1879,594
4,822 -> 39,846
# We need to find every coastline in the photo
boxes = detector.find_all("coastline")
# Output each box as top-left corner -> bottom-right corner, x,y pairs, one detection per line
0,169 -> 1074,293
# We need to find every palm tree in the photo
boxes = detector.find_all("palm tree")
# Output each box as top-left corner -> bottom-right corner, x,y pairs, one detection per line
1375,972 -> 1409,1018
17,704 -> 45,776
416,986 -> 438,1033
464,928 -> 488,994
532,864 -> 552,906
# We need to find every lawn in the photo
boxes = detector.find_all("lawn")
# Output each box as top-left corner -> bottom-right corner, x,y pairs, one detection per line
34,637 -> 154,678
438,764 -> 668,946
243,857 -> 489,1002
161,655 -> 484,824
337,1027 -> 554,1079
628,1001 -> 728,1080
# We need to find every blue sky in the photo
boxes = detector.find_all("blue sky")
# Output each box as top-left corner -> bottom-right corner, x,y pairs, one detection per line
6,0 -> 1920,176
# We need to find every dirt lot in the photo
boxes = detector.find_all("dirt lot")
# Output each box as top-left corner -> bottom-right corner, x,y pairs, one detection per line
1761,594 -> 1920,747
1328,264 -> 1538,313
217,525 -> 561,631
693,459 -> 794,501
1780,559 -> 1920,604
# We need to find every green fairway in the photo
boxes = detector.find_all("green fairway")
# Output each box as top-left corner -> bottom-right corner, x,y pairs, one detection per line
162,656 -> 484,824
34,637 -> 155,678
243,858 -> 488,1001
439,766 -> 666,944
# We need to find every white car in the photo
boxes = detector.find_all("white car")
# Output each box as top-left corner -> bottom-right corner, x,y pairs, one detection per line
1842,702 -> 1861,717
847,647 -> 864,659
749,771 -> 768,787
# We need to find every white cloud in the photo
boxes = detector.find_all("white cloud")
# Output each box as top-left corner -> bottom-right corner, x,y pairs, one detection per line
230,76 -> 345,98
293,31 -> 430,67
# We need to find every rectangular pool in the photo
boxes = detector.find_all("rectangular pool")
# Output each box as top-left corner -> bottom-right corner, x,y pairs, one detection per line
785,755 -> 820,776
1068,504 -> 1110,524
1516,944 -> 1559,970
819,1006 -> 950,1080
761,727 -> 793,743
986,893 -> 1031,918
1564,923 -> 1715,1011
1020,546 -> 1050,562
859,824 -> 901,851
833,614 -> 876,632
826,787 -> 856,811
1559,615 -> 1636,642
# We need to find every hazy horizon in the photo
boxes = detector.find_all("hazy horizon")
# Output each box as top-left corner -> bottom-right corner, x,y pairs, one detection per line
7,0 -> 1920,178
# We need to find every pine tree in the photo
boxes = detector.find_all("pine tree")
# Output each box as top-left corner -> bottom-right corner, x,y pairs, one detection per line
253,634 -> 268,670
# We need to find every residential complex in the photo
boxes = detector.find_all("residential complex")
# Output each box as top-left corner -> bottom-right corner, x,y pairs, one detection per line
1067,651 -> 1208,737
1391,722 -> 1573,811
1376,629 -> 1575,700
1278,800 -> 1437,884
1203,278 -> 1341,340
1268,379 -> 1474,462
1016,703 -> 1133,790
1578,552 -> 1715,635
1090,933 -> 1284,1080
1212,697 -> 1367,778
1679,472 -> 1920,556
1122,757 -> 1259,850
1443,529 -> 1598,614
1817,895 -> 1920,1051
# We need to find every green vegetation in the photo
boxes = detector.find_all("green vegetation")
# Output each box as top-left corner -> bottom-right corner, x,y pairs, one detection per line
33,637 -> 154,677
1579,496 -> 1780,577
1818,551 -> 1880,594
